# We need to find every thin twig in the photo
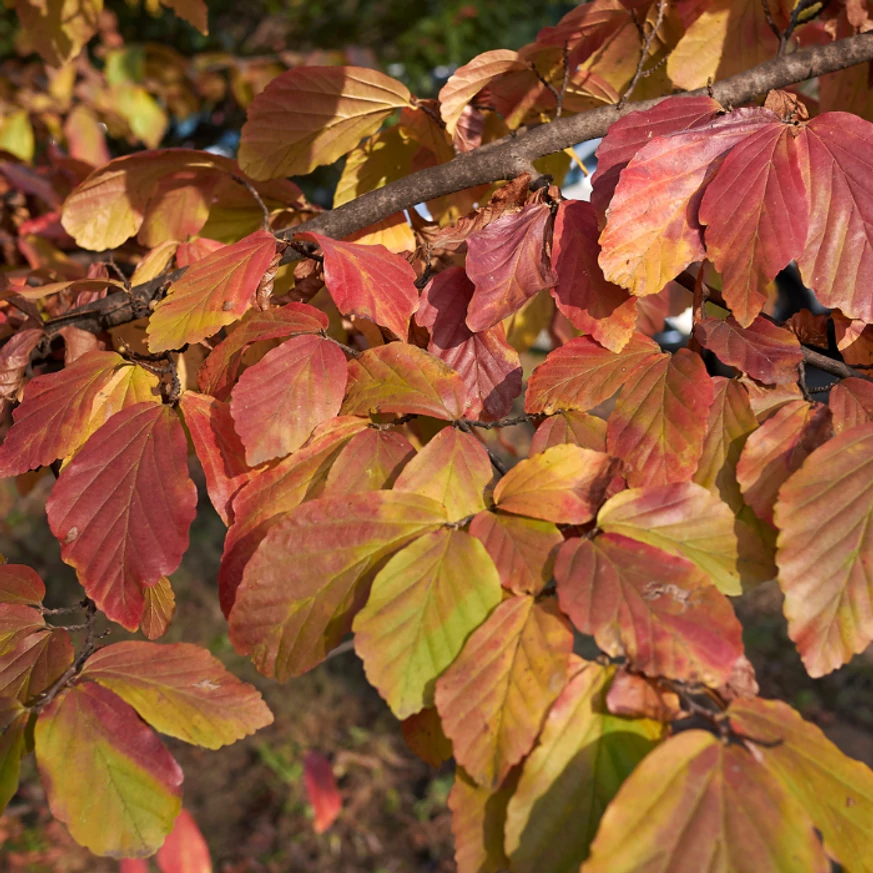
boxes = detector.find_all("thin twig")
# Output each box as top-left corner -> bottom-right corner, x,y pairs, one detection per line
556,43 -> 571,119
621,0 -> 669,106
231,174 -> 271,232
461,414 -> 538,430
456,419 -> 507,476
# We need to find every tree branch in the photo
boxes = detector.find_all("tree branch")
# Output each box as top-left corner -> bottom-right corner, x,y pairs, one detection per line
42,32 -> 873,339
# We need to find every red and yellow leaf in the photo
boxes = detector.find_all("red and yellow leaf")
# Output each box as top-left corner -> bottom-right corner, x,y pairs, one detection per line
0,563 -> 45,605
434,595 -> 573,788
353,528 -> 502,718
0,628 -> 73,703
35,682 -> 183,858
829,377 -> 873,433
238,67 -> 412,180
342,343 -> 467,420
140,577 -> 176,641
229,335 -> 348,465
46,403 -> 198,630
606,348 -> 714,487
493,444 -> 616,524
530,411 -> 607,455
774,423 -> 873,676
229,491 -> 447,680
147,230 -> 277,353
555,534 -> 745,686
323,428 -> 414,494
82,641 -> 272,749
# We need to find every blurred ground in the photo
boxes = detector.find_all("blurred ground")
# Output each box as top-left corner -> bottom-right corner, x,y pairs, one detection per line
2,459 -> 873,872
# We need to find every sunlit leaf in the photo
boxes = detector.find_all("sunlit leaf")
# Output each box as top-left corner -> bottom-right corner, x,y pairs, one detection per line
829,377 -> 873,434
46,403 -> 197,630
35,682 -> 183,858
598,482 -> 742,595
606,348 -> 714,487
580,729 -> 828,873
555,534 -> 745,685
505,663 -> 661,873
82,641 -> 272,749
239,67 -> 412,180
774,422 -> 873,676
15,0 -> 101,67
147,230 -> 277,353
353,528 -> 502,718
394,427 -> 492,521
229,491 -> 447,680
342,343 -> 467,420
324,428 -> 414,494
529,411 -> 607,455
493,444 -> 616,524
435,595 -> 573,788
160,0 -> 208,35
466,204 -> 557,332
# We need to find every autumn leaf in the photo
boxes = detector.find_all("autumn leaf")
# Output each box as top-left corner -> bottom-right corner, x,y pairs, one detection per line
323,428 -> 414,494
0,350 -> 126,476
353,528 -> 502,718
218,416 -> 367,616
303,751 -> 342,835
197,301 -> 328,400
493,444 -> 616,524
599,109 -> 775,297
141,578 -> 176,641
401,707 -> 453,768
598,482 -> 742,595
46,403 -> 198,630
81,641 -> 272,749
342,343 -> 467,420
468,511 -> 563,596
179,392 -> 254,526
736,399 -> 832,525
525,333 -> 661,415
529,411 -> 607,455
147,230 -> 277,353
394,427 -> 492,521
580,729 -> 829,873
416,267 -> 522,420
229,490 -> 447,680
0,564 -> 45,605
829,377 -> 873,433
239,66 -> 412,180
35,682 -> 183,858
699,123 -> 809,326
729,697 -> 873,873
299,232 -> 419,340
549,200 -> 637,352
229,334 -> 348,466
606,348 -> 714,488
155,808 -> 213,873
0,627 -> 73,703
333,126 -> 419,207
774,422 -> 873,676
0,698 -> 27,814
466,204 -> 557,332
434,595 -> 573,788
797,113 -> 873,323
695,316 -> 804,384
15,0 -> 101,67
505,663 -> 661,873
555,533 -> 746,686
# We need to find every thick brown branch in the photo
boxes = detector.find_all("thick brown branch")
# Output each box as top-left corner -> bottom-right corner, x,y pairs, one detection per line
43,32 -> 873,338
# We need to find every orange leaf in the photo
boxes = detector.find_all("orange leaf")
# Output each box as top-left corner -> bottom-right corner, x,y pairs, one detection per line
829,377 -> 873,433
303,751 -> 342,834
156,808 -> 212,873
529,411 -> 607,454
324,428 -> 414,494
239,67 -> 411,180
46,403 -> 197,630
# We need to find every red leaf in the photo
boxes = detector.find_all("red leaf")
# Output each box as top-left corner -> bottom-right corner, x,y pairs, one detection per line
230,335 -> 348,465
147,230 -> 277,353
156,809 -> 212,873
46,403 -> 197,630
323,428 -> 414,494
607,348 -> 714,487
303,751 -> 342,834
555,533 -> 746,686
591,95 -> 722,218
0,564 -> 45,605
179,392 -> 253,526
0,627 -> 73,703
299,232 -> 419,339
525,333 -> 662,415
797,113 -> 873,323
549,201 -> 637,353
493,444 -> 617,524
176,238 -> 224,266
401,707 -> 453,768
218,416 -> 367,616
0,324 -> 45,411
736,400 -> 833,525
599,108 -> 775,297
529,411 -> 607,454
0,351 -> 124,476
417,267 -> 522,420
605,667 -> 683,722
699,123 -> 809,326
695,315 -> 803,384
197,302 -> 328,400
465,204 -> 557,333
829,378 -> 873,433
342,343 -> 467,420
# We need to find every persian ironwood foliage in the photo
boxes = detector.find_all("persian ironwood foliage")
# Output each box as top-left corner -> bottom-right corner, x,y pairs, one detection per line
4,0 -> 873,870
